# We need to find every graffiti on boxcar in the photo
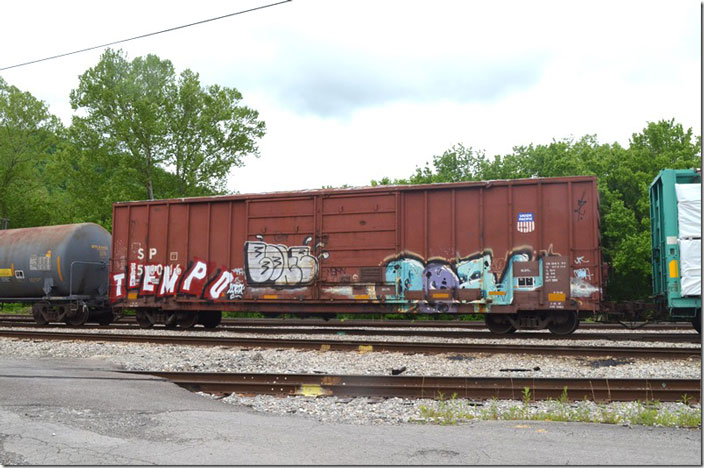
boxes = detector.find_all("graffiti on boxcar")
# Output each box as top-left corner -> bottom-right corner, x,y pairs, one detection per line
227,276 -> 245,299
328,267 -> 346,277
383,249 -> 544,312
159,264 -> 183,295
570,277 -> 599,297
570,266 -> 598,298
574,190 -> 587,221
423,261 -> 459,291
110,237 -> 330,303
574,267 -> 593,281
244,239 -> 319,286
112,257 -> 247,302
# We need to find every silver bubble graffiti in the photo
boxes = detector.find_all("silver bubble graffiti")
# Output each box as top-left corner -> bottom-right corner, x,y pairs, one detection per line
244,240 -> 319,286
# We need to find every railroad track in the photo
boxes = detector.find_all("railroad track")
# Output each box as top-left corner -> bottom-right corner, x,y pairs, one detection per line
124,370 -> 701,402
0,329 -> 699,359
0,316 -> 698,343
0,314 -> 695,330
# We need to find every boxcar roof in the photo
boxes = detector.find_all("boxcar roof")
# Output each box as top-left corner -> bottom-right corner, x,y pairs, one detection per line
114,174 -> 598,206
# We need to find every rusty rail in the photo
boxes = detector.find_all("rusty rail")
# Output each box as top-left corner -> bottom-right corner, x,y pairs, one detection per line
125,370 -> 701,402
173,326 -> 702,343
0,316 -> 698,343
0,314 -> 695,330
0,329 -> 699,359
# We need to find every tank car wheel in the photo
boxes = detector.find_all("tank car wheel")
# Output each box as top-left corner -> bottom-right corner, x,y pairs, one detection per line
65,303 -> 89,326
199,311 -> 222,329
177,312 -> 199,329
32,303 -> 50,325
485,314 -> 517,334
136,312 -> 153,329
547,311 -> 579,336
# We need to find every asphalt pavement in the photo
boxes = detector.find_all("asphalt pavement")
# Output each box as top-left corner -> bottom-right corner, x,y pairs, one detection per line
0,357 -> 700,465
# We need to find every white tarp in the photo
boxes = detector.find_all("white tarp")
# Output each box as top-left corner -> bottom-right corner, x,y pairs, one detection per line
675,183 -> 702,238
679,239 -> 701,296
675,183 -> 702,296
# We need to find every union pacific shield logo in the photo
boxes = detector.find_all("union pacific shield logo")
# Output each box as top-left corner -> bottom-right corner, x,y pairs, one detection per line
517,212 -> 535,233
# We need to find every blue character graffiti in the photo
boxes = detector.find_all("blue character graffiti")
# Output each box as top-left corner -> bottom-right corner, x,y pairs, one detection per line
423,262 -> 459,290
422,261 -> 459,312
383,249 -> 543,313
384,256 -> 424,299
456,254 -> 493,290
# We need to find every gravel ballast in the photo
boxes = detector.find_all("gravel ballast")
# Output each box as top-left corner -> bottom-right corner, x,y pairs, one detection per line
1,327 -> 700,427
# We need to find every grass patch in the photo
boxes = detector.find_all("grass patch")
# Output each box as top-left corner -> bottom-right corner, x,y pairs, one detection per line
417,393 -> 701,428
0,303 -> 31,314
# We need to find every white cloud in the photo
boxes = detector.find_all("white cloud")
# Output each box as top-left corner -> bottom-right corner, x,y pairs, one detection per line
1,0 -> 699,196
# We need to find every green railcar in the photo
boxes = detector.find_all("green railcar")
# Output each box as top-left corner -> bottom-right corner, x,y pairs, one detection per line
649,169 -> 701,332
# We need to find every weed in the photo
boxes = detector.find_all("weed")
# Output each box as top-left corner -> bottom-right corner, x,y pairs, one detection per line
416,397 -> 701,428
483,398 -> 500,420
522,387 -> 532,406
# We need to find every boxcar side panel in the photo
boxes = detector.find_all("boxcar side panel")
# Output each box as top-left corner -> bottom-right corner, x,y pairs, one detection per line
110,176 -> 602,317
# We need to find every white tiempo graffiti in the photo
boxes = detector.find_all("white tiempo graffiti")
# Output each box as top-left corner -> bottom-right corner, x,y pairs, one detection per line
110,257 -> 246,302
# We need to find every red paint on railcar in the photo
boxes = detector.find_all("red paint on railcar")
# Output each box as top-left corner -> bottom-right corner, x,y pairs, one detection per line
109,176 -> 602,319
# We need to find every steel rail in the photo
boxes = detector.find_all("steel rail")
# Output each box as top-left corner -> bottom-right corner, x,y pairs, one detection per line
0,320 -> 698,343
210,327 -> 701,343
124,370 -> 702,402
0,329 -> 699,359
219,318 -> 695,331
0,314 -> 694,330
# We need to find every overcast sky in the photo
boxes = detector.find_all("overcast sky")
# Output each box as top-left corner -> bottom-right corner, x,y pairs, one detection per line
1,0 -> 700,195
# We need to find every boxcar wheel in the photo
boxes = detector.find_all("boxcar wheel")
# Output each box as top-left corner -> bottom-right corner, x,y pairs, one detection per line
136,311 -> 153,329
199,311 -> 222,329
547,311 -> 579,335
485,314 -> 517,334
177,312 -> 199,329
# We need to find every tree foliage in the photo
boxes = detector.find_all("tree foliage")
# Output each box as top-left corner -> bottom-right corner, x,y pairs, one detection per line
0,77 -> 64,228
70,48 -> 265,200
372,119 -> 701,300
0,49 -> 265,230
168,69 -> 266,196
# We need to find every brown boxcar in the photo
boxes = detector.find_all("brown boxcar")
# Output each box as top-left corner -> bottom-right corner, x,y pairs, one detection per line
110,176 -> 602,334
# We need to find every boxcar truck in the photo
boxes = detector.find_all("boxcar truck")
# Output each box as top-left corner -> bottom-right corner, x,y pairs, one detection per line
649,168 -> 702,332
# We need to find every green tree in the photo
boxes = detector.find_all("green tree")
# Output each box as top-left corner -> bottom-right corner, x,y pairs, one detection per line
600,119 -> 701,300
48,126 -> 148,229
70,48 -> 265,200
0,77 -> 64,228
168,70 -> 265,196
376,119 -> 701,301
70,49 -> 173,200
51,120 -> 194,230
411,144 -> 490,183
371,144 -> 490,186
